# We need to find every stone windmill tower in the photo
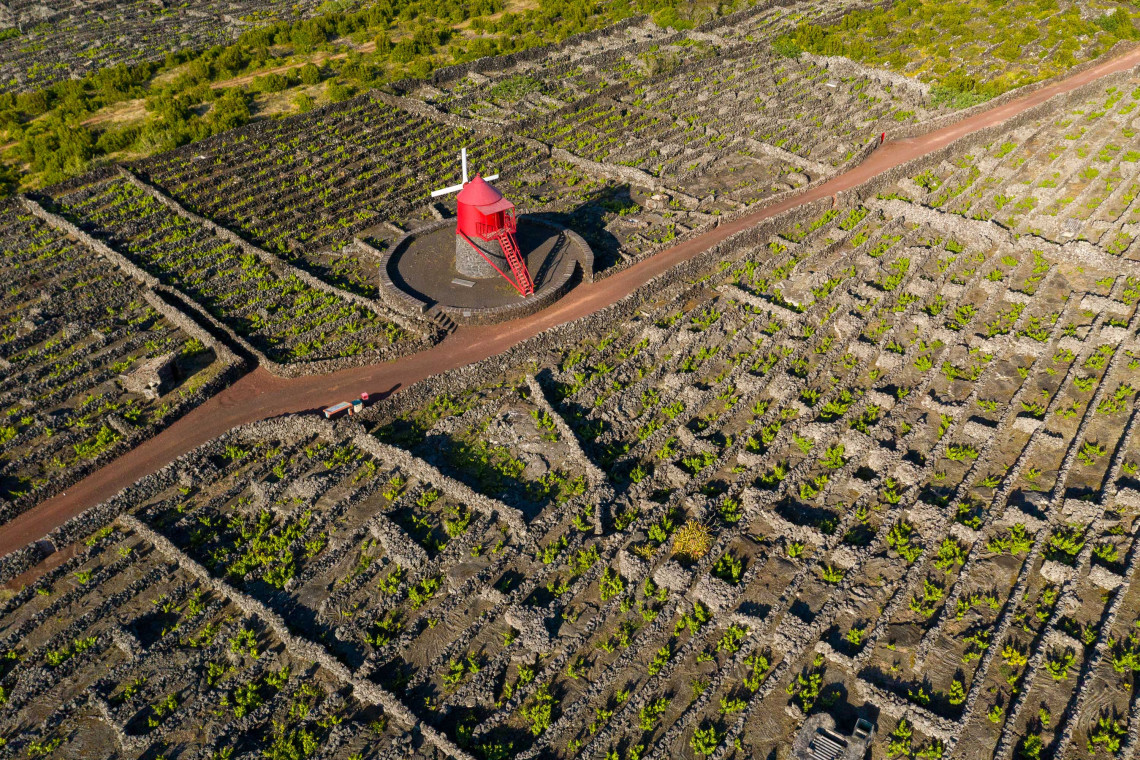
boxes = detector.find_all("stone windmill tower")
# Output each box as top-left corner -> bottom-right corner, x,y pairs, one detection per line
431,149 -> 534,296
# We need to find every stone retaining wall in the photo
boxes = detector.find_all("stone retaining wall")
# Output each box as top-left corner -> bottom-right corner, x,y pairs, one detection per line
6,3 -> 1130,589
369,90 -> 555,161
360,190 -> 837,428
0,200 -> 248,528
886,38 -> 1140,143
390,0 -> 875,95
25,193 -> 436,380
120,514 -> 477,760
550,147 -> 700,206
139,289 -> 241,370
22,194 -> 283,366
439,257 -> 578,326
0,350 -> 244,530
0,413 -> 524,760
873,197 -> 1140,274
376,215 -> 591,326
0,428 -> 217,581
380,18 -> 1140,293
118,168 -> 423,336
390,14 -> 652,92
845,63 -> 1140,209
374,220 -> 450,317
803,51 -> 931,100
359,56 -> 1130,428
581,135 -> 878,283
525,374 -> 606,486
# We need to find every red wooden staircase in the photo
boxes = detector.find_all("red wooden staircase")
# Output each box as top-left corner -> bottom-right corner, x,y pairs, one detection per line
495,228 -> 534,296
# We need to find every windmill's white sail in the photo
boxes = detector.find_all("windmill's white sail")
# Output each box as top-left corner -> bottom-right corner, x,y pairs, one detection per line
430,148 -> 499,197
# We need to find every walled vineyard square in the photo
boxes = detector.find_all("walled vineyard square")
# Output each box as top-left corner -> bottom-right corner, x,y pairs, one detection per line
8,1 -> 1140,760
119,0 -> 940,287
0,200 -> 238,522
0,0 -> 335,92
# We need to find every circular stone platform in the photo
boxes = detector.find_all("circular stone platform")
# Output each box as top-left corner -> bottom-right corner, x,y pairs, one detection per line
379,216 -> 593,325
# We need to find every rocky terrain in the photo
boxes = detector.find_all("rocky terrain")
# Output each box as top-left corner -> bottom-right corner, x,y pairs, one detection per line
0,199 -> 239,520
0,0 -> 338,92
8,63 -> 1140,756
4,3 -> 1140,760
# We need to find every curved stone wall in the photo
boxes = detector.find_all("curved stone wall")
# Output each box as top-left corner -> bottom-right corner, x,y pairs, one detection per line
377,215 -> 594,326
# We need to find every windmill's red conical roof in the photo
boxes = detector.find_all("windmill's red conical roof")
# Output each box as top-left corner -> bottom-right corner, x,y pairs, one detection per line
456,174 -> 503,206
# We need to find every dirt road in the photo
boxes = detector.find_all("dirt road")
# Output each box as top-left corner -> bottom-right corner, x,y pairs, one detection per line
5,45 -> 1140,560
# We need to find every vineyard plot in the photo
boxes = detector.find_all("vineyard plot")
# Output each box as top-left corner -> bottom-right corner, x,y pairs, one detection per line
54,176 -> 420,365
134,97 -> 548,295
0,0 -> 334,92
354,194 -> 1140,760
0,202 -> 233,519
10,178 -> 1139,758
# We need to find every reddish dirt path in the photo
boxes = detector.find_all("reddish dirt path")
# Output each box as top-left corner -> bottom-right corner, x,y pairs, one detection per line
5,45 -> 1140,561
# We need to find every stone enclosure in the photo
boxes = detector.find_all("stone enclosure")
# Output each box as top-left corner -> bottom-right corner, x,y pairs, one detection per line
10,64 -> 1140,756
7,3 -> 1140,760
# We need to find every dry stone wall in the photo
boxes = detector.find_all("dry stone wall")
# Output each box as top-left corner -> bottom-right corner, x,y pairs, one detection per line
0,200 -> 242,526
10,11 -> 1140,760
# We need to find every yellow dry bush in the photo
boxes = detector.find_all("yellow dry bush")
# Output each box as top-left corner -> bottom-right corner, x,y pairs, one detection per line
672,520 -> 713,561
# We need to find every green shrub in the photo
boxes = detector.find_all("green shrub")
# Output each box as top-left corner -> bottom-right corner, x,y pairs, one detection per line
772,35 -> 802,58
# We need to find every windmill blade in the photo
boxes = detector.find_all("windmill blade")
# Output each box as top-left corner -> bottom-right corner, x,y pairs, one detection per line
431,183 -> 464,198
483,174 -> 499,182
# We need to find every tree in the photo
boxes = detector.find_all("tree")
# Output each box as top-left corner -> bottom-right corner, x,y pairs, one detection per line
15,115 -> 94,182
290,19 -> 330,53
293,93 -> 315,113
251,73 -> 288,93
15,89 -> 50,117
94,123 -> 140,154
299,63 -> 322,85
326,82 -> 354,103
206,90 -> 251,133
212,46 -> 248,79
90,62 -> 152,101
391,39 -> 417,63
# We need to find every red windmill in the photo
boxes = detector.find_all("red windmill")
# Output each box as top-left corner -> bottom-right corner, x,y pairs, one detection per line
431,149 -> 534,296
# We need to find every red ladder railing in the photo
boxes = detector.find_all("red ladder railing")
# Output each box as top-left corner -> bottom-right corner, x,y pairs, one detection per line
459,231 -> 534,297
495,228 -> 534,296
475,213 -> 516,239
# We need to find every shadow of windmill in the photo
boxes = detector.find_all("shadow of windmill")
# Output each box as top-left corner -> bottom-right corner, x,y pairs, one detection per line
525,182 -> 633,273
